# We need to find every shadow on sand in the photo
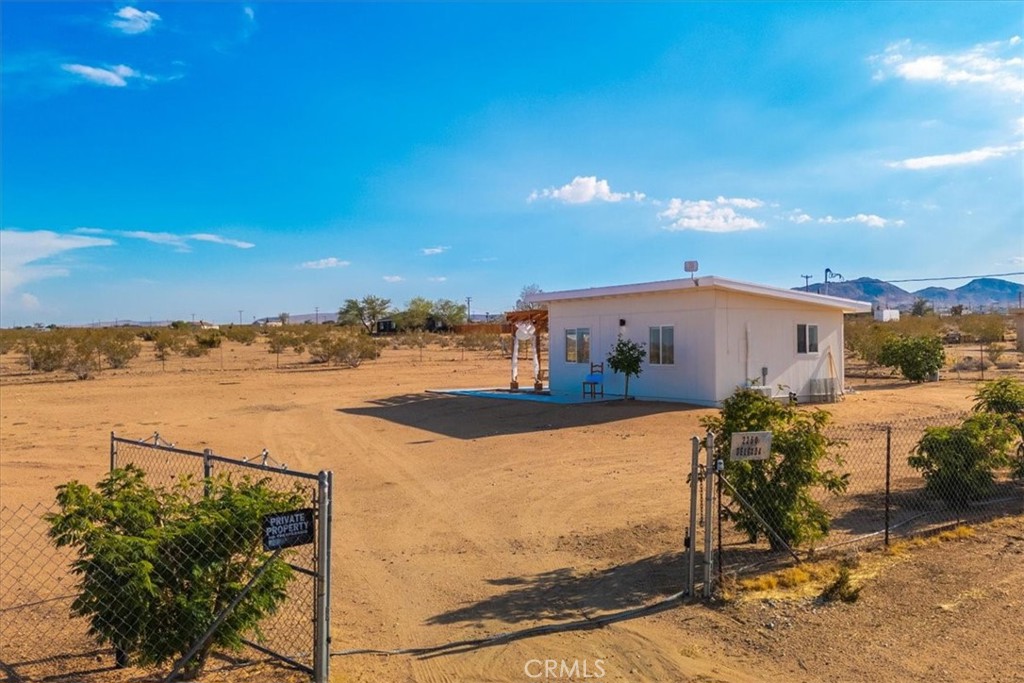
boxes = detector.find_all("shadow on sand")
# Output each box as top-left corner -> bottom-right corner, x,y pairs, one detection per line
338,393 -> 700,440
426,551 -> 686,628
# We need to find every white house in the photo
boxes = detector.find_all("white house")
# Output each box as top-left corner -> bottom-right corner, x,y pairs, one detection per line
873,305 -> 900,322
527,276 -> 871,406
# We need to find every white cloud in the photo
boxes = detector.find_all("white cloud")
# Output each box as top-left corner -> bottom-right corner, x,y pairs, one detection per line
427,276 -> 447,282
61,63 -> 141,87
818,214 -> 904,228
383,275 -> 404,283
190,233 -> 255,249
788,212 -> 813,224
243,6 -> 255,21
300,257 -> 350,270
888,142 -> 1024,170
73,227 -> 254,251
110,6 -> 161,34
421,246 -> 449,255
529,176 -> 645,204
0,230 -> 114,303
872,37 -> 1023,95
658,196 -> 765,232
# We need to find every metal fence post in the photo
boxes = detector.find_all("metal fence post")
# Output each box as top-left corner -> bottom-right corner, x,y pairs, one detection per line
703,432 -> 715,598
687,436 -> 699,597
203,449 -> 213,497
313,471 -> 332,683
885,425 -> 892,547
110,431 -> 117,472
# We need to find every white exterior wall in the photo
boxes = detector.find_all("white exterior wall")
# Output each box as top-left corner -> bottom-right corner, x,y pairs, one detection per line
546,290 -> 718,404
545,287 -> 848,405
712,291 -> 845,403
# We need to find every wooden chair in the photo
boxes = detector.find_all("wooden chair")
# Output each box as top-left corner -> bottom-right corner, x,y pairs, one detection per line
582,362 -> 604,398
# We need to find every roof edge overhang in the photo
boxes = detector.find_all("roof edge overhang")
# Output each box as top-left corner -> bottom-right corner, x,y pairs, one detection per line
525,276 -> 872,314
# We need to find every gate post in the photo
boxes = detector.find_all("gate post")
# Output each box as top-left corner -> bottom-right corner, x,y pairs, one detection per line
313,471 -> 332,683
687,437 -> 700,597
110,432 -> 118,472
703,432 -> 715,598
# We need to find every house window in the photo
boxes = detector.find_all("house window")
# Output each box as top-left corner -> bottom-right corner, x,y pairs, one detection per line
649,326 -> 674,365
565,327 -> 591,363
797,324 -> 819,354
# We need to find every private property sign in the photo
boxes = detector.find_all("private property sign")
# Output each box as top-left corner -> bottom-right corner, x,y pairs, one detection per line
729,431 -> 772,461
263,508 -> 315,551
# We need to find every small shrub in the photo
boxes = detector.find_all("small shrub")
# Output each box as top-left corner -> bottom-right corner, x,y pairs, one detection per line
23,331 -> 71,372
153,331 -> 183,360
607,337 -> 647,399
909,412 -> 1016,509
221,325 -> 257,345
194,330 -> 222,349
953,356 -> 992,372
819,564 -> 861,603
180,341 -> 209,358
98,331 -> 141,369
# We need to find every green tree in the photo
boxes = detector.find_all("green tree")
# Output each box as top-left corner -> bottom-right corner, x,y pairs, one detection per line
844,319 -> 893,379
431,299 -> 467,329
701,389 -> 849,549
338,295 -> 392,334
606,336 -> 646,399
47,466 -> 304,680
394,297 -> 433,331
515,284 -> 544,311
910,297 -> 932,317
909,413 -> 1016,509
878,334 -> 945,382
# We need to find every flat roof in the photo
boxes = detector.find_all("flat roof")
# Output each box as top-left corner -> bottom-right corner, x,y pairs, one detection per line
526,275 -> 872,314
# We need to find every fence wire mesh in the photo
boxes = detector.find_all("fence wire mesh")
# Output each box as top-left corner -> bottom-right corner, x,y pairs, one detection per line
0,435 -> 328,682
708,410 -> 1024,575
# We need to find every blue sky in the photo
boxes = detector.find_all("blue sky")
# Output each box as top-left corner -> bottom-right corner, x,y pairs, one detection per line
2,2 -> 1022,326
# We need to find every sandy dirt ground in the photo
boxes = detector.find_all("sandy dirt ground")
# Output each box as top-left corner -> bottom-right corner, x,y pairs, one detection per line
1,340 -> 1022,682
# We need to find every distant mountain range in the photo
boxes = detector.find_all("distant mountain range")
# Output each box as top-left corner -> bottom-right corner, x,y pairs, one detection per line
796,277 -> 1024,311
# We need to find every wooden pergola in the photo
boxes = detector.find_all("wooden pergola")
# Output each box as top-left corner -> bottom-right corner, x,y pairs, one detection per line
504,309 -> 549,391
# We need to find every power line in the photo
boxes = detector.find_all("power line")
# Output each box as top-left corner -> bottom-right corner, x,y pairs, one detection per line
878,271 -> 1024,284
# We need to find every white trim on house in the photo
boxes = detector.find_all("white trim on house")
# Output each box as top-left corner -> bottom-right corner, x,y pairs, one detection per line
526,275 -> 871,314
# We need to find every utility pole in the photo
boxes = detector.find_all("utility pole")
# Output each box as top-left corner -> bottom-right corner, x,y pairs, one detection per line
465,296 -> 472,323
238,310 -> 244,324
801,275 -> 811,292
315,306 -> 319,325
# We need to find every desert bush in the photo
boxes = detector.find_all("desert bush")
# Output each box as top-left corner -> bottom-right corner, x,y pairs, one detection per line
460,331 -> 501,353
220,324 -> 258,345
23,330 -> 72,372
878,334 -> 944,382
909,412 -> 1016,509
153,330 -> 184,361
995,358 -> 1020,370
308,330 -> 378,367
952,356 -> 992,373
701,388 -> 848,550
844,319 -> 893,375
194,330 -> 222,349
973,377 -> 1024,419
98,331 -> 141,369
47,466 -> 303,679
0,329 -> 26,354
135,328 -> 161,342
65,333 -> 99,379
180,341 -> 209,358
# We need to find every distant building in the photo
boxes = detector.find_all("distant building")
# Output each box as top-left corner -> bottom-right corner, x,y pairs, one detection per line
873,305 -> 900,322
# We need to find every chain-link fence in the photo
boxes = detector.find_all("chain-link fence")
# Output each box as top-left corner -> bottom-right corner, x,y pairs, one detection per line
0,434 -> 332,683
688,411 -> 1024,588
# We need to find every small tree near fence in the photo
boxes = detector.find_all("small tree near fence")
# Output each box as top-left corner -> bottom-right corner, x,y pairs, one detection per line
606,337 -> 646,400
47,466 -> 305,680
701,388 -> 849,550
